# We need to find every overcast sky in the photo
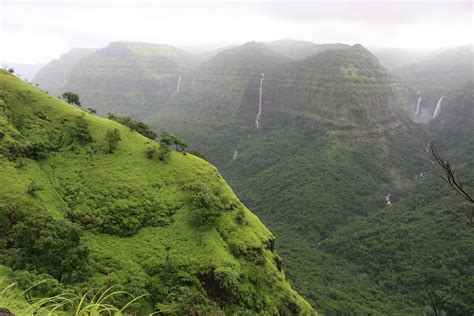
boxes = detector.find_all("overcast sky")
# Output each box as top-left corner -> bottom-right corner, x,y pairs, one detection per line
1,0 -> 472,63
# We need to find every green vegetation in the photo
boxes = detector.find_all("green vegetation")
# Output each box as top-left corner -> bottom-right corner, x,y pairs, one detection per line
31,40 -> 474,314
159,131 -> 188,152
142,44 -> 473,314
62,92 -> 81,107
0,275 -> 146,316
104,129 -> 121,153
73,114 -> 92,144
0,70 -> 314,314
4,213 -> 90,283
107,113 -> 156,140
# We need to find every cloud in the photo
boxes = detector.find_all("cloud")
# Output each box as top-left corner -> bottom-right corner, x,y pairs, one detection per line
1,0 -> 472,63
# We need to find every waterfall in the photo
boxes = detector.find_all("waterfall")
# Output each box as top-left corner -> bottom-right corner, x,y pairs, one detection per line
255,73 -> 264,128
232,150 -> 238,160
432,96 -> 444,119
61,67 -> 68,87
191,77 -> 196,91
415,91 -> 422,116
176,76 -> 182,93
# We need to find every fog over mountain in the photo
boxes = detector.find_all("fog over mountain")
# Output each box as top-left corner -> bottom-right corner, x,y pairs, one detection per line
0,1 -> 473,315
1,0 -> 472,63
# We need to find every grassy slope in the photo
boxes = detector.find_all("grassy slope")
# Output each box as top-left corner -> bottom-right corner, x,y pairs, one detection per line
0,70 -> 314,314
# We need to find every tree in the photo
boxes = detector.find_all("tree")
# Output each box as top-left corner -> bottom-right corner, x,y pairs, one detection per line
108,113 -> 156,140
146,147 -> 156,159
158,142 -> 171,161
188,183 -> 232,227
159,132 -> 174,146
424,287 -> 451,316
431,143 -> 474,228
87,107 -> 97,114
175,138 -> 188,153
159,132 -> 188,152
105,129 -> 121,154
7,68 -> 14,74
6,213 -> 90,283
73,114 -> 92,144
62,92 -> 81,107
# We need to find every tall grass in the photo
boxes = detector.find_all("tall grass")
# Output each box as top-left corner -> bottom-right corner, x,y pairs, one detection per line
0,280 -> 147,315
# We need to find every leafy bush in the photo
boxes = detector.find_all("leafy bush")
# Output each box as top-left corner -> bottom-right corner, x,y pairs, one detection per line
72,114 -> 92,144
64,184 -> 178,236
104,129 -> 121,154
26,181 -> 42,196
147,261 -> 221,314
146,147 -> 156,159
108,113 -> 156,140
158,142 -> 170,161
188,182 -> 233,227
5,213 -> 90,283
62,92 -> 81,107
160,131 -> 188,152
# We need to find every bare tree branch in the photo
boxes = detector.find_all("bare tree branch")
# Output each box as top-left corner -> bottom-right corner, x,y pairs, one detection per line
423,287 -> 451,316
431,143 -> 474,228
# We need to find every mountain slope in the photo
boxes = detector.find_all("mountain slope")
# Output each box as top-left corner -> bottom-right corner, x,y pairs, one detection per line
266,39 -> 349,60
146,43 -> 474,314
33,48 -> 97,94
2,63 -> 46,81
393,46 -> 473,93
392,46 -> 473,120
0,70 -> 314,314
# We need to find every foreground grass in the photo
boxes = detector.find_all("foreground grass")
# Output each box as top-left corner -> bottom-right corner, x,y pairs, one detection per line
0,280 -> 146,316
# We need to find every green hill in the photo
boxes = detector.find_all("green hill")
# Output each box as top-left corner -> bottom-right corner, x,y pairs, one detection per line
0,70 -> 314,314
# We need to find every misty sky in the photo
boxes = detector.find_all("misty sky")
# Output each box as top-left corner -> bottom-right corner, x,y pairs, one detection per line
1,0 -> 472,63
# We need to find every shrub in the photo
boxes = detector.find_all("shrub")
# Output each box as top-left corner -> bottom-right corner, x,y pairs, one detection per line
146,147 -> 156,159
108,113 -> 156,140
188,183 -> 232,227
73,114 -> 92,144
62,92 -> 81,107
104,129 -> 121,154
189,150 -> 206,160
26,181 -> 42,196
159,131 -> 188,152
158,142 -> 170,161
6,213 -> 90,283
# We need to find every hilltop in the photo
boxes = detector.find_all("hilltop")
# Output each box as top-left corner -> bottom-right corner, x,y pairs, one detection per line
266,39 -> 349,61
0,70 -> 314,314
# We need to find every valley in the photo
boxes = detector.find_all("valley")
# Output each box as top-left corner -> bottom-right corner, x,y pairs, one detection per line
29,40 -> 474,314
